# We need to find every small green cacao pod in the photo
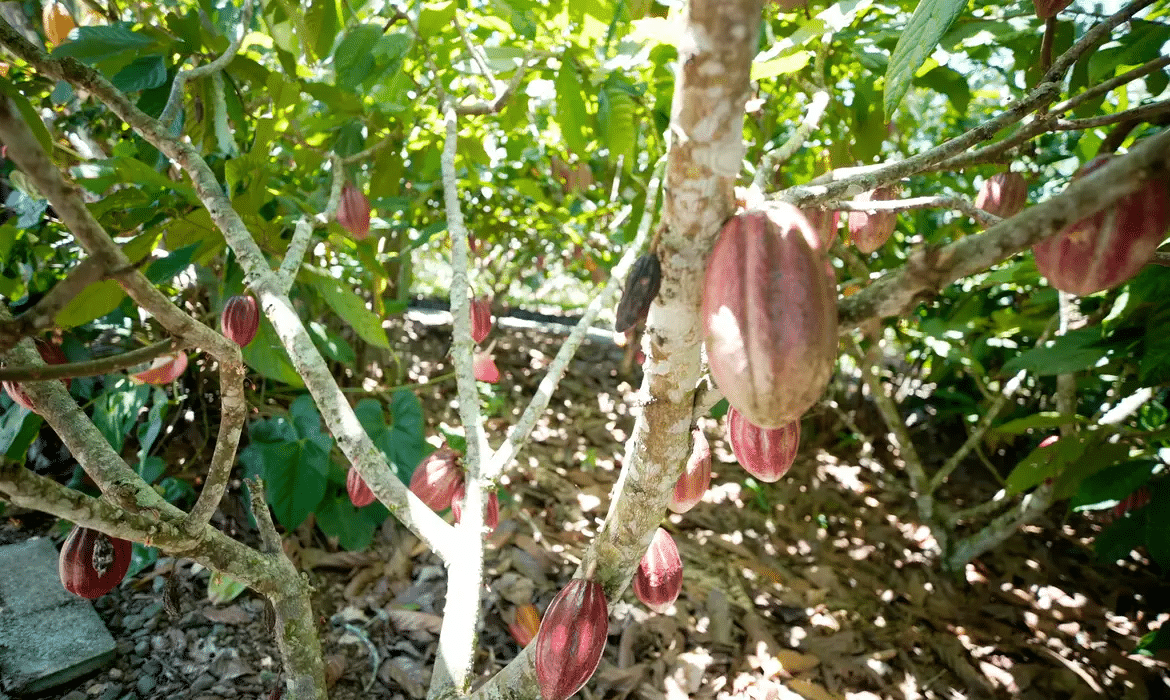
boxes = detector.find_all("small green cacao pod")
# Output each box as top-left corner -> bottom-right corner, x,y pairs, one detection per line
534,578 -> 609,700
58,526 -> 132,599
614,253 -> 662,333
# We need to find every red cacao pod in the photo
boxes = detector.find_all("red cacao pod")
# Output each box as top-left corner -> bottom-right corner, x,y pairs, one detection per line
614,253 -> 662,333
848,187 -> 897,254
58,525 -> 132,599
534,578 -> 609,700
409,447 -> 464,511
132,352 -> 188,385
976,172 -> 1028,219
669,429 -> 711,514
337,182 -> 371,240
1032,157 -> 1170,296
726,407 -> 799,483
221,294 -> 260,348
633,528 -> 683,614
702,206 -> 838,428
1032,0 -> 1072,19
1112,486 -> 1152,519
451,483 -> 500,531
473,350 -> 500,383
346,468 -> 376,508
2,338 -> 70,413
509,604 -> 541,647
800,207 -> 840,248
470,296 -> 492,344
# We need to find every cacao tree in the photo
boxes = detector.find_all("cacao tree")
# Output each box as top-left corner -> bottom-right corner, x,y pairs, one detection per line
0,0 -> 1168,698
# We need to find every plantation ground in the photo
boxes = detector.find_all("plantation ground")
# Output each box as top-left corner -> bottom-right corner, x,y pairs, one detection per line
2,310 -> 1167,700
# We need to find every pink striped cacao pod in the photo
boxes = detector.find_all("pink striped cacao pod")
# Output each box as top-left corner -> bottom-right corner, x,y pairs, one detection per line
848,187 -> 897,254
409,447 -> 464,511
132,352 -> 188,385
3,339 -> 70,413
337,182 -> 371,240
1033,157 -> 1170,296
669,429 -> 711,514
534,578 -> 609,700
346,468 -> 376,508
58,525 -> 132,599
702,206 -> 838,428
633,528 -> 683,614
473,350 -> 500,383
451,483 -> 500,531
726,407 -> 800,482
801,207 -> 840,248
470,296 -> 492,344
221,294 -> 260,348
1032,0 -> 1072,19
976,172 -> 1028,220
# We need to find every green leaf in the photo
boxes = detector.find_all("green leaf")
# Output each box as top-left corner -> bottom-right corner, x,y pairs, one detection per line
305,0 -> 342,59
1144,480 -> 1170,568
600,84 -> 635,172
1001,327 -> 1109,376
389,390 -> 426,474
0,79 -> 54,155
304,269 -> 390,349
1051,440 -> 1132,500
751,51 -> 811,81
989,412 -> 1084,436
112,55 -> 167,93
52,24 -> 165,75
0,406 -> 42,459
1004,433 -> 1088,496
1094,506 -> 1147,564
1070,460 -> 1157,511
333,24 -> 383,90
240,400 -> 333,531
418,1 -> 457,39
207,571 -> 248,605
241,313 -> 303,387
1136,625 -> 1170,655
91,381 -> 152,453
306,320 -> 356,366
555,60 -> 590,155
315,494 -> 382,551
884,0 -> 969,119
145,242 -> 201,284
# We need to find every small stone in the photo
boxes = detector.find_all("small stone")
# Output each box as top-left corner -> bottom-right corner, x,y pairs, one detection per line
142,660 -> 161,676
63,692 -> 87,700
137,675 -> 157,695
96,683 -> 123,700
191,673 -> 216,692
134,640 -> 149,655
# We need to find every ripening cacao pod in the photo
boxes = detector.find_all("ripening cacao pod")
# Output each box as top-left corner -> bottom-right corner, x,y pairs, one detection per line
346,468 -> 376,508
633,528 -> 683,614
409,447 -> 464,511
669,429 -> 711,514
3,338 -> 70,413
1112,486 -> 1151,519
221,294 -> 260,348
337,182 -> 371,240
848,187 -> 898,253
58,525 -> 132,599
1032,157 -> 1170,296
975,172 -> 1028,219
132,352 -> 188,385
801,207 -> 840,248
509,604 -> 541,647
470,296 -> 492,344
1032,0 -> 1072,19
726,407 -> 799,483
534,578 -> 609,700
614,253 -> 662,333
42,1 -> 76,45
473,350 -> 500,383
451,483 -> 500,531
702,207 -> 838,428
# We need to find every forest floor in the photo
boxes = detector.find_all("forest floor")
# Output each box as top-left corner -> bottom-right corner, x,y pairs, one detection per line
2,310 -> 1168,700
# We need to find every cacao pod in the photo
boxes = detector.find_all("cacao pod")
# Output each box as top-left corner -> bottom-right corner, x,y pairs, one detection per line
346,468 -> 376,508
848,187 -> 897,254
614,253 -> 662,333
473,350 -> 500,383
726,407 -> 799,483
1112,486 -> 1151,519
669,428 -> 711,514
702,207 -> 838,428
1032,0 -> 1072,19
131,352 -> 188,385
800,207 -> 840,248
534,578 -> 609,700
221,294 -> 260,348
58,525 -> 132,599
1032,157 -> 1170,296
42,1 -> 75,45
470,296 -> 492,344
509,604 -> 541,647
975,172 -> 1028,219
2,338 -> 70,413
337,182 -> 371,240
633,528 -> 683,614
409,447 -> 464,511
450,482 -> 500,531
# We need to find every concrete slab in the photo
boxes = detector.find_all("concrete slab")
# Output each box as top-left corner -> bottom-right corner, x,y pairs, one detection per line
0,537 -> 116,695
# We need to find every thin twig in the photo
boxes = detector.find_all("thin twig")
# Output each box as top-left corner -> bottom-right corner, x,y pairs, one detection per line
159,0 -> 255,130
1051,99 -> 1170,130
0,339 -> 180,382
828,194 -> 1003,227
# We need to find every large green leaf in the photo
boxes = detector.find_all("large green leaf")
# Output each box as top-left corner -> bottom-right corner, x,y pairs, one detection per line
333,24 -> 383,90
91,381 -> 152,454
1001,327 -> 1109,376
1070,460 -> 1157,512
304,269 -> 390,349
1004,433 -> 1088,496
555,60 -> 590,155
315,494 -> 385,551
352,393 -> 425,480
52,25 -> 167,76
884,0 -> 969,119
54,279 -> 125,328
242,313 -> 304,387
